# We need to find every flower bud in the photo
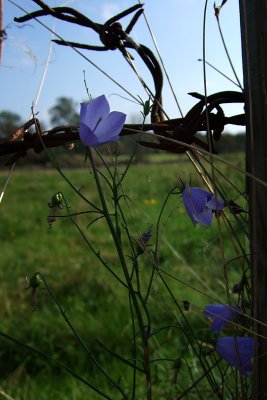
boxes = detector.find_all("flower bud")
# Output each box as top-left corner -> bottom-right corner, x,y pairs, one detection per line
49,192 -> 63,208
27,273 -> 42,289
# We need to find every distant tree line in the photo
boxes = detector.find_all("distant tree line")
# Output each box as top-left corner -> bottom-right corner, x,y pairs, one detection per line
213,133 -> 245,153
0,97 -> 79,140
0,97 -> 245,166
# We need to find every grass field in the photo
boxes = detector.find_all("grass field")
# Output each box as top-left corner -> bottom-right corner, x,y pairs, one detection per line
0,151 -> 247,399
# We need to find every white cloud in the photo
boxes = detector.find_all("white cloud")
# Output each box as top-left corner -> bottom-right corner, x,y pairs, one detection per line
100,3 -> 121,21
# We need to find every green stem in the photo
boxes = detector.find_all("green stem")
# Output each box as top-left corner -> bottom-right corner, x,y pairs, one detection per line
0,330 -> 113,400
145,186 -> 179,303
87,147 -> 152,400
61,194 -> 127,288
37,273 -> 127,399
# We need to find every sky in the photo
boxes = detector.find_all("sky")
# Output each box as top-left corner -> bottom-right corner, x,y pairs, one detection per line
0,0 -> 244,133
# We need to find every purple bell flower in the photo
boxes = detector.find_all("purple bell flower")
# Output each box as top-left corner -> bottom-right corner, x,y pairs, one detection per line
79,95 -> 126,147
216,337 -> 255,376
204,304 -> 239,332
182,185 -> 224,226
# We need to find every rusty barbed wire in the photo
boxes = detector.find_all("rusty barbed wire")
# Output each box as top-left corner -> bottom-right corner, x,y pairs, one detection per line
0,1 -> 245,165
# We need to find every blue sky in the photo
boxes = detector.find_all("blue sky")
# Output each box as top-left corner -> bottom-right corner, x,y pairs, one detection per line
1,0 -> 244,132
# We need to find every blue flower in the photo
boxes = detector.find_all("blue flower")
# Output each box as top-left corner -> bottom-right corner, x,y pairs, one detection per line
79,95 -> 126,147
182,185 -> 224,226
204,304 -> 239,332
216,337 -> 255,376
136,226 -> 153,255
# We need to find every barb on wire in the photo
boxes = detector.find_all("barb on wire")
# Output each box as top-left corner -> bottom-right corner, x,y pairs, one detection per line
3,3 -> 245,165
14,1 -> 164,123
0,90 -> 245,165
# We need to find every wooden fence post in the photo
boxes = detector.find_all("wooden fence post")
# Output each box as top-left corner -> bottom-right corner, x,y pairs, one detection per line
239,1 -> 267,398
0,0 -> 3,63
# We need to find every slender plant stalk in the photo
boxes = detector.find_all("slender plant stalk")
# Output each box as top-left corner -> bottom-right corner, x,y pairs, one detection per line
215,11 -> 243,91
9,0 -> 141,104
145,185 -> 179,303
87,148 -> 153,400
37,272 -> 128,399
0,330 -> 113,400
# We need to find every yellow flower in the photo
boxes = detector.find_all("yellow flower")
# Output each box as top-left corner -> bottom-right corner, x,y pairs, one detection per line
144,199 -> 157,205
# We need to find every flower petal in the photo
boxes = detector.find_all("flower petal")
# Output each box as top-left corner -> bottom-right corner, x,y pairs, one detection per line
186,187 -> 209,212
79,122 -> 95,146
182,186 -> 210,225
79,95 -> 126,147
94,111 -> 126,144
216,337 -> 255,376
182,186 -> 224,226
204,304 -> 239,332
206,194 -> 224,211
80,95 -> 110,132
197,209 -> 213,226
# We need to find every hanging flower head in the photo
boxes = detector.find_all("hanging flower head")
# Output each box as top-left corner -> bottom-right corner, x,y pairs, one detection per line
47,192 -> 64,228
136,226 -> 153,255
79,95 -> 126,147
204,304 -> 240,332
215,337 -> 255,376
182,185 -> 224,226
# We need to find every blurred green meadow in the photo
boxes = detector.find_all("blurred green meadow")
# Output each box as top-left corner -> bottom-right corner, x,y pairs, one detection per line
0,151 -> 246,399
